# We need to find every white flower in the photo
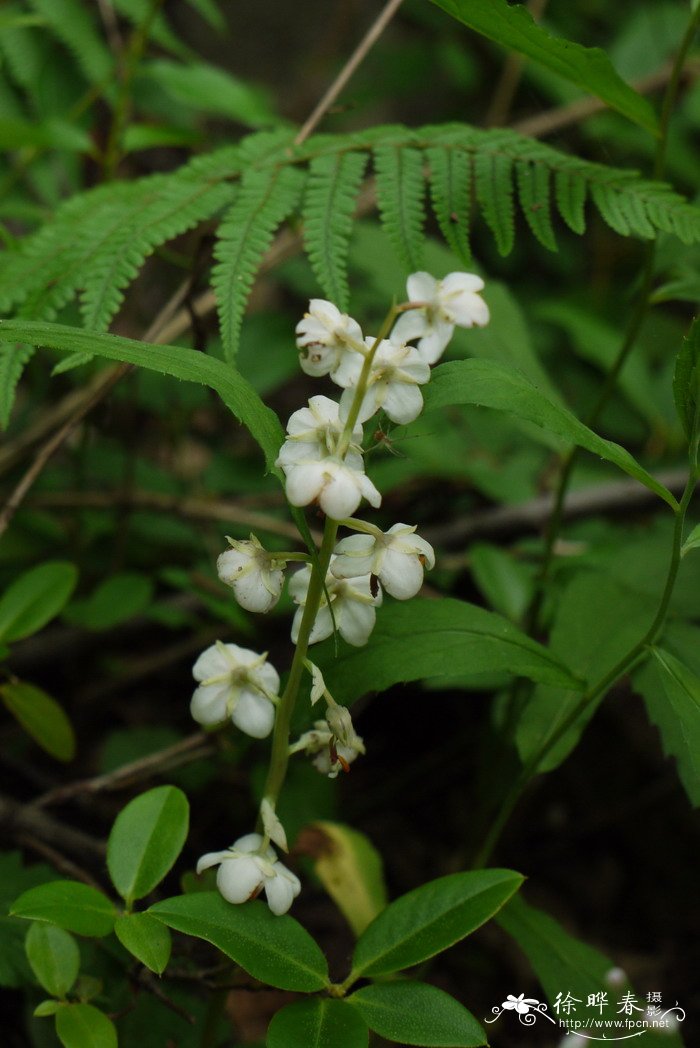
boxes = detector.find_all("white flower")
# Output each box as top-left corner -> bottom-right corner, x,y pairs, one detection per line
334,336 -> 430,425
289,559 -> 381,646
296,299 -> 363,377
292,718 -> 365,778
276,397 -> 380,519
191,642 -> 278,738
331,523 -> 435,599
392,271 -> 490,364
197,833 -> 301,915
217,534 -> 285,613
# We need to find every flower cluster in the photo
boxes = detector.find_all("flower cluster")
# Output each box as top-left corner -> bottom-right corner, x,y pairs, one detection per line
190,271 -> 489,914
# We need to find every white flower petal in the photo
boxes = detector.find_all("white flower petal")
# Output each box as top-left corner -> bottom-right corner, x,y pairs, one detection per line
391,309 -> 429,344
264,865 -> 301,915
285,462 -> 325,507
233,832 -> 268,855
217,855 -> 265,904
441,272 -> 484,295
190,683 -> 229,726
357,472 -> 382,509
232,689 -> 275,738
338,598 -> 376,646
380,547 -> 425,599
382,382 -> 424,425
447,291 -> 490,328
233,569 -> 282,613
406,271 -> 437,301
192,644 -> 228,682
308,603 -> 335,644
289,564 -> 312,603
318,467 -> 363,519
196,849 -> 229,874
417,320 -> 454,363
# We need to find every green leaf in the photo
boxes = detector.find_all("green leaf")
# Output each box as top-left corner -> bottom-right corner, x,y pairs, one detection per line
424,359 -> 678,509
213,163 -> 305,361
0,320 -> 284,472
634,647 -> 700,805
63,573 -> 153,630
0,561 -> 78,643
350,869 -> 523,980
11,881 -> 116,937
319,598 -> 582,707
426,144 -> 472,265
55,1003 -> 118,1048
114,913 -> 172,975
681,523 -> 700,557
0,682 -> 76,762
469,543 -> 533,622
300,822 -> 387,937
374,142 -> 426,271
267,998 -> 368,1048
429,0 -> 658,135
25,922 -> 79,998
516,160 -> 557,251
516,572 -> 655,771
28,0 -> 113,85
348,982 -> 486,1047
107,785 -> 189,905
0,117 -> 92,152
303,150 -> 368,311
149,892 -> 329,992
34,999 -> 61,1017
143,59 -> 279,127
0,342 -> 35,429
474,146 -> 514,256
673,317 -> 700,457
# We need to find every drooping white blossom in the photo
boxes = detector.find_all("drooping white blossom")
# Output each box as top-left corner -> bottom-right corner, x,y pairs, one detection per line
332,522 -> 435,599
296,299 -> 364,377
393,271 -> 490,364
289,558 -> 381,647
334,335 -> 431,425
217,534 -> 285,613
276,396 -> 380,519
291,718 -> 365,778
190,642 -> 278,738
197,833 -> 300,915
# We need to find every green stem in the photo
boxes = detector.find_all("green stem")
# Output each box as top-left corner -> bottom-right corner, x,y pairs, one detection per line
474,468 -> 698,868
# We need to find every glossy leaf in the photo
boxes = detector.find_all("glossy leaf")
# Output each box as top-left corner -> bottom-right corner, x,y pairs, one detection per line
55,1003 -> 118,1048
348,982 -> 486,1047
64,573 -> 153,630
351,869 -> 523,979
25,923 -> 79,998
0,681 -> 76,762
319,598 -> 582,707
425,359 -> 678,509
0,320 -> 284,473
429,0 -> 658,135
267,998 -> 368,1048
0,562 -> 78,643
299,822 -> 387,937
681,523 -> 700,557
12,881 -> 116,937
34,999 -> 61,1017
107,785 -> 189,905
149,892 -> 329,992
114,913 -> 172,975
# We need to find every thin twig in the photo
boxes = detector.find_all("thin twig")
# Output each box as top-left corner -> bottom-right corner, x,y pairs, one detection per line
16,834 -> 106,890
34,732 -> 210,809
485,0 -> 549,127
0,791 -> 106,858
294,0 -> 406,145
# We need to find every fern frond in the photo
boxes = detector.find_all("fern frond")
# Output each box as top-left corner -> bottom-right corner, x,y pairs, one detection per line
516,160 -> 557,251
554,169 -> 587,234
303,151 -> 368,311
373,141 -> 426,271
0,342 -> 35,428
474,145 -> 514,256
27,0 -> 113,86
212,165 -> 305,361
426,144 -> 472,265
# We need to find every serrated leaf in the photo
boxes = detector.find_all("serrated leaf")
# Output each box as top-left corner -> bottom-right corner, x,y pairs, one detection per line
25,923 -> 79,998
0,320 -> 284,471
267,998 -> 368,1048
213,164 -> 305,361
303,150 -> 368,310
0,561 -> 78,643
1,682 -> 76,762
300,822 -> 387,936
114,913 -> 172,974
350,869 -> 523,979
0,342 -> 35,428
474,148 -> 514,255
107,786 -> 189,905
55,1003 -> 117,1048
427,145 -> 472,265
348,982 -> 486,1047
429,0 -> 658,135
634,648 -> 700,806
516,161 -> 557,251
374,143 -> 426,271
143,59 -> 279,126
554,169 -> 587,234
27,0 -> 113,85
424,359 -> 678,508
149,893 -> 329,992
318,598 -> 581,707
12,881 -> 116,937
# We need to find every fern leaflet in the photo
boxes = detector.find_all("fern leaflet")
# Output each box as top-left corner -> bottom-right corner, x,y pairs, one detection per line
303,150 -> 368,312
426,144 -> 472,265
516,160 -> 557,251
0,342 -> 35,428
213,165 -> 305,361
373,141 -> 426,271
474,145 -> 514,256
